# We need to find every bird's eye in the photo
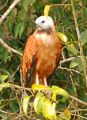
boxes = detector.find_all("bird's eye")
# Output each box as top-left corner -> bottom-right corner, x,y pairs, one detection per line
41,20 -> 45,23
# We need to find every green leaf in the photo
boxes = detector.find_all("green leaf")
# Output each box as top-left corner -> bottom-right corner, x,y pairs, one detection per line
23,0 -> 31,12
29,0 -> 36,6
23,95 -> 31,115
35,94 -> 46,114
0,69 -> 12,82
14,23 -> 21,38
69,60 -> 79,68
0,75 -> 8,82
0,83 -> 12,91
67,44 -> 79,55
50,102 -> 56,120
81,30 -> 87,45
19,22 -> 25,37
56,32 -> 68,43
32,84 -> 49,91
51,86 -> 69,97
69,58 -> 83,71
42,100 -> 56,120
34,92 -> 44,114
42,100 -> 52,119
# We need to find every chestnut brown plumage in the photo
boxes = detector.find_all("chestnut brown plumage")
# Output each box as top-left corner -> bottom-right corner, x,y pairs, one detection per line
21,16 -> 62,87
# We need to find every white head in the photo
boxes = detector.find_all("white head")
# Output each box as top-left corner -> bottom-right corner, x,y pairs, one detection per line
35,16 -> 55,30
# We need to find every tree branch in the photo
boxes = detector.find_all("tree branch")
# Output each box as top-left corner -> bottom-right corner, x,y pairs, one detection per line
0,0 -> 21,25
0,38 -> 23,56
1,83 -> 87,106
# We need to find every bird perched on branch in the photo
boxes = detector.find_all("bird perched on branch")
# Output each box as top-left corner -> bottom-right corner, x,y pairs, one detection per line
21,16 -> 62,87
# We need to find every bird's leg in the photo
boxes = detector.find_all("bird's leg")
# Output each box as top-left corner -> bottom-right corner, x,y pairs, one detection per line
44,77 -> 51,97
44,77 -> 48,86
35,73 -> 39,84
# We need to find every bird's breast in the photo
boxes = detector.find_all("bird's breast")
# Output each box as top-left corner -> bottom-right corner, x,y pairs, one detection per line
35,33 -> 55,47
34,31 -> 61,78
34,35 -> 58,77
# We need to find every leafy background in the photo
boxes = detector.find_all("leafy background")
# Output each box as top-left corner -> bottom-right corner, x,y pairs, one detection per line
0,0 -> 87,119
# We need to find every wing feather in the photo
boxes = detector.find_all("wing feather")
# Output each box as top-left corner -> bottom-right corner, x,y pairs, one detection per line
21,34 -> 37,86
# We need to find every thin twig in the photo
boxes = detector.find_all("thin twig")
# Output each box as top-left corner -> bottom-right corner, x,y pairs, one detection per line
12,65 -> 20,78
0,0 -> 21,25
69,95 -> 87,106
71,113 -> 87,120
50,4 -> 71,7
60,56 -> 76,64
71,0 -> 87,86
71,109 -> 87,113
60,56 -> 87,65
1,83 -> 87,106
0,38 -> 23,56
58,66 -> 84,76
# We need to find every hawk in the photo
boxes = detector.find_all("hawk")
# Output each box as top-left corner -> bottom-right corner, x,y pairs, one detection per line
21,16 -> 62,87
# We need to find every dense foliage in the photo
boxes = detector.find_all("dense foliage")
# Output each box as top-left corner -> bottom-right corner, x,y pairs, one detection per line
0,0 -> 87,119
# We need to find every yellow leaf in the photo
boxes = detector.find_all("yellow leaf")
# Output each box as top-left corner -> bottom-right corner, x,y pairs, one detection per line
0,83 -> 12,91
64,109 -> 71,120
32,84 -> 49,91
0,75 -> 8,81
58,109 -> 71,120
42,100 -> 56,120
56,32 -> 67,43
42,100 -> 52,119
51,86 -> 69,97
44,5 -> 51,16
50,102 -> 56,120
36,95 -> 47,114
34,93 -> 45,114
23,95 -> 31,115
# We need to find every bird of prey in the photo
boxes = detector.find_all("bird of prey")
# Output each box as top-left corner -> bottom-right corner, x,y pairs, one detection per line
21,16 -> 62,87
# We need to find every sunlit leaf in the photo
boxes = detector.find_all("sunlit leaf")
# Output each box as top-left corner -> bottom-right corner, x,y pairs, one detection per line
56,32 -> 67,43
50,102 -> 56,120
42,100 -> 52,119
51,86 -> 69,97
44,5 -> 51,16
58,109 -> 71,120
0,75 -> 8,82
51,92 -> 57,101
0,83 -> 12,91
32,84 -> 49,91
34,92 -> 44,114
67,44 -> 79,55
64,109 -> 71,120
23,95 -> 31,115
34,94 -> 46,114
69,60 -> 79,68
0,69 -> 12,82
42,100 -> 56,120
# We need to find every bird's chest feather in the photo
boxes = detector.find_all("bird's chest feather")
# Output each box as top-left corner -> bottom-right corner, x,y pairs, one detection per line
35,33 -> 55,47
35,33 -> 58,75
35,33 -> 58,58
